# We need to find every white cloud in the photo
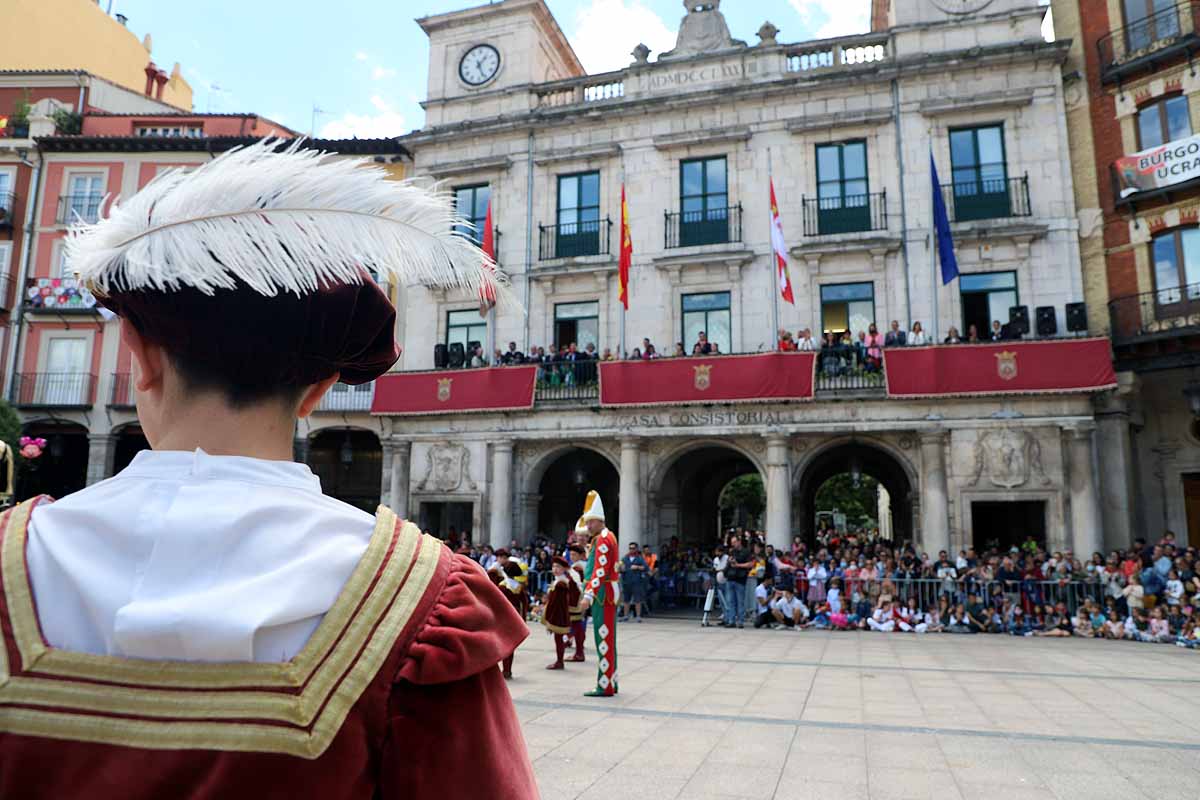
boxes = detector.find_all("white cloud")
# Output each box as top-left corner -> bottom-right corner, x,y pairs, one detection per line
318,94 -> 406,139
372,66 -> 397,80
789,0 -> 870,39
354,51 -> 369,61
571,0 -> 677,73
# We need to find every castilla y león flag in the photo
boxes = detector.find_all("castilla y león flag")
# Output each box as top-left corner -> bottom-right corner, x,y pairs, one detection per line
618,184 -> 632,309
770,180 -> 794,305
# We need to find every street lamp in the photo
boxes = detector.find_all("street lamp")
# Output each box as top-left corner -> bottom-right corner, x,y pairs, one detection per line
1185,381 -> 1200,418
339,434 -> 354,466
849,456 -> 862,489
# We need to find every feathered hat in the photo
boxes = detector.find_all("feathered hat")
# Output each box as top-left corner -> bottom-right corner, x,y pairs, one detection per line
65,138 -> 511,387
580,490 -> 605,523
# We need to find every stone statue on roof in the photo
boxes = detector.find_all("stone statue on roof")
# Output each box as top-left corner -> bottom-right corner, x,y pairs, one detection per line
659,0 -> 746,61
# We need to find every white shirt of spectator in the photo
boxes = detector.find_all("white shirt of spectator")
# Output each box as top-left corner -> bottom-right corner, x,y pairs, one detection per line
797,336 -> 817,351
909,330 -> 929,346
754,582 -> 772,611
712,553 -> 729,584
772,594 -> 807,620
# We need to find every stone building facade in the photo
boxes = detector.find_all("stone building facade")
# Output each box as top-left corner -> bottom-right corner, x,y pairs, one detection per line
354,0 -> 1113,557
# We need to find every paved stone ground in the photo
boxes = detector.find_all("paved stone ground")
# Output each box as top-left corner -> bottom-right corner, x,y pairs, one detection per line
506,616 -> 1200,799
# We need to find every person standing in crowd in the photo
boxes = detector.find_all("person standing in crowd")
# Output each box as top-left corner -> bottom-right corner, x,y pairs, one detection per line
725,535 -> 752,629
990,320 -> 1004,341
620,542 -> 648,623
567,543 -> 589,662
885,320 -> 907,347
909,321 -> 929,346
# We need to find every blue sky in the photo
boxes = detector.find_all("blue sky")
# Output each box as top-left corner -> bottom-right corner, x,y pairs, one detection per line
107,0 -> 878,136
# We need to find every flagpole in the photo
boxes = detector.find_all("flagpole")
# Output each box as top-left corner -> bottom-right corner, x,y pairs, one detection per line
768,148 -> 780,352
619,163 -> 627,359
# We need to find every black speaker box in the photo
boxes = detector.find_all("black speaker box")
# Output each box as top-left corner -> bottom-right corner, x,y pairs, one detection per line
1035,306 -> 1057,337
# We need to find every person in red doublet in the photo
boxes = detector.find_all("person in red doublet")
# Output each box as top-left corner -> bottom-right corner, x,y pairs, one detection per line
494,560 -> 528,679
541,556 -> 575,670
0,141 -> 536,799
577,491 -> 619,697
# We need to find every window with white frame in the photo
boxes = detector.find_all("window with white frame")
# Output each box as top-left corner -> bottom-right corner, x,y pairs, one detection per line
39,335 -> 90,405
65,173 -> 104,224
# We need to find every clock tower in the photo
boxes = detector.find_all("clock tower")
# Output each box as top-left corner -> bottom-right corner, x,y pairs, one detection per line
888,0 -> 1038,26
886,0 -> 1047,53
416,0 -> 584,127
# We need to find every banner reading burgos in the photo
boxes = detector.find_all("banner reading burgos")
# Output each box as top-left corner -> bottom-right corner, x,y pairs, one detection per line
371,365 -> 537,415
599,352 -> 816,407
1114,133 -> 1200,198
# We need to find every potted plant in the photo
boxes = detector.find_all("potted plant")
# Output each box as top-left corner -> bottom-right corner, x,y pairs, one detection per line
8,91 -> 32,138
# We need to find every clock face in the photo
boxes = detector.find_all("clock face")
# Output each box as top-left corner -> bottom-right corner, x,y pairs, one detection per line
459,44 -> 501,87
930,0 -> 994,14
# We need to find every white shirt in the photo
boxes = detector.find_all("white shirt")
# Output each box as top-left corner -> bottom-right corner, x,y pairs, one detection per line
26,449 -> 375,663
908,331 -> 929,346
797,337 -> 817,351
754,582 -> 772,610
771,595 -> 806,619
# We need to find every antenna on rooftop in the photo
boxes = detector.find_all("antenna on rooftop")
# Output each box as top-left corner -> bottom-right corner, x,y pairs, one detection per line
311,105 -> 332,136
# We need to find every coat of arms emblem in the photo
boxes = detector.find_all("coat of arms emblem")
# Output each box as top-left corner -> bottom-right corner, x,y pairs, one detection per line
694,364 -> 712,391
436,377 -> 453,402
995,351 -> 1018,381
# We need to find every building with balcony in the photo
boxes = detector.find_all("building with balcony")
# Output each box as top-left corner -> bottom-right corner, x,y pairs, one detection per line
359,0 -> 1107,557
1055,0 -> 1200,549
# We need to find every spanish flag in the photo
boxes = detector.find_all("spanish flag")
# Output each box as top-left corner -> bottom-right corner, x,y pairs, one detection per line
618,184 -> 632,309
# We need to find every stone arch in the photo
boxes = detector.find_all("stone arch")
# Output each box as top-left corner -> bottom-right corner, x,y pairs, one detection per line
521,443 -> 621,542
17,419 -> 90,501
110,421 -> 149,475
307,426 -> 383,513
522,442 -> 620,497
649,438 -> 766,549
792,435 -> 919,546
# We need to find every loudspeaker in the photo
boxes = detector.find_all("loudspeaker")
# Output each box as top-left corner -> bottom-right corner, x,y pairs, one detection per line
447,342 -> 466,368
434,344 -> 448,369
1035,306 -> 1057,337
1066,302 -> 1088,332
1008,305 -> 1030,335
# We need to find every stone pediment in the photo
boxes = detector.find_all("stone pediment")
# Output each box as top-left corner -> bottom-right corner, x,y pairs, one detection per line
659,1 -> 746,61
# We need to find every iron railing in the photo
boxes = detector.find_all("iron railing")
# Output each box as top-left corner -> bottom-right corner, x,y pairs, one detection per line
940,175 -> 1032,223
538,217 -> 613,260
1098,1 -> 1200,82
664,204 -> 743,249
11,372 -> 97,408
0,191 -> 15,228
533,360 -> 600,402
110,372 -> 135,409
815,343 -> 886,394
56,193 -> 104,225
802,191 -> 888,236
316,381 -> 375,412
24,276 -> 99,312
1108,280 -> 1200,344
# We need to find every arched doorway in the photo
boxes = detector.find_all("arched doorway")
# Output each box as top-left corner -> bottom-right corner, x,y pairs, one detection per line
112,425 -> 150,474
795,440 -> 914,547
307,428 -> 382,514
655,444 -> 762,549
535,447 -> 619,542
16,421 -> 89,501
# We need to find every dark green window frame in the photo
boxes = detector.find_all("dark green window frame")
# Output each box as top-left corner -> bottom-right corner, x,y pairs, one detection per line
453,184 -> 490,247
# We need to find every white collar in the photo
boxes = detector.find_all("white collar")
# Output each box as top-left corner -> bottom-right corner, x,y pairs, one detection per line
118,448 -> 322,494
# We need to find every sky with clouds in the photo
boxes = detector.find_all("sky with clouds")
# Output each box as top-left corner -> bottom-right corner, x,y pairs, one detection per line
104,0 -> 881,137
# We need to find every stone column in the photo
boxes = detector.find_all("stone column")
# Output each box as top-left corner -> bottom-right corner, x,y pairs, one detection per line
765,434 -> 792,550
85,433 -> 116,486
488,440 -> 514,549
619,437 -> 643,544
380,439 -> 411,518
1094,393 -> 1135,551
919,432 -> 950,557
1067,425 -> 1103,559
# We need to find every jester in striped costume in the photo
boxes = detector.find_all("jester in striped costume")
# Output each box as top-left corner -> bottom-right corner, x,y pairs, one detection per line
577,491 -> 619,697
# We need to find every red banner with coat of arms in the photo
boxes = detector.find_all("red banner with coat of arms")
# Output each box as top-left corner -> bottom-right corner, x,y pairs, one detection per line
598,352 -> 817,408
882,338 -> 1117,399
371,365 -> 537,415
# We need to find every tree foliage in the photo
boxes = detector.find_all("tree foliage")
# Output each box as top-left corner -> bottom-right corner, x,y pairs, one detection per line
0,400 -> 20,456
814,472 -> 879,528
719,473 -> 765,528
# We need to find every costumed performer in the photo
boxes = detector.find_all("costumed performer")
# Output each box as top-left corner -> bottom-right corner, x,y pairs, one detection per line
494,559 -> 528,679
577,491 -> 619,697
541,556 -> 575,670
0,140 -> 536,799
567,542 -> 588,661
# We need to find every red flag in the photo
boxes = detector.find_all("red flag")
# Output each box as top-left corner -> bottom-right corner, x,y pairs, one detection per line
618,184 -> 632,310
478,196 -> 497,316
769,180 -> 795,305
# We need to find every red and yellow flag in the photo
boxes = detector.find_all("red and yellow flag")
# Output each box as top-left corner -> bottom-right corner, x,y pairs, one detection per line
478,196 -> 497,316
618,184 -> 632,310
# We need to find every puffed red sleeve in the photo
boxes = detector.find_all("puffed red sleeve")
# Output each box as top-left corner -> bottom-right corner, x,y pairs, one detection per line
380,555 -> 537,800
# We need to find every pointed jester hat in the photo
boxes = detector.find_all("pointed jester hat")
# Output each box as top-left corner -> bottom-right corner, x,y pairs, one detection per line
66,139 -> 510,388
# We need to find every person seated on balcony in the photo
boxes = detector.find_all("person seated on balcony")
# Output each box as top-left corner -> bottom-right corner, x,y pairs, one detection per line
710,343 -> 722,355
944,326 -> 962,344
492,348 -> 504,366
778,329 -> 797,351
693,331 -> 713,355
908,321 -> 929,346
641,338 -> 656,357
631,347 -> 643,360
966,324 -> 981,344
884,320 -> 907,347
673,342 -> 687,357
470,345 -> 486,368
643,344 -> 659,359
864,323 -> 884,371
601,347 -> 616,362
797,329 -> 818,351
501,341 -> 525,365
990,320 -> 1004,342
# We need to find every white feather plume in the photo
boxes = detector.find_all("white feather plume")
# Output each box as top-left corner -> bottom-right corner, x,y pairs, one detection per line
65,138 -> 513,307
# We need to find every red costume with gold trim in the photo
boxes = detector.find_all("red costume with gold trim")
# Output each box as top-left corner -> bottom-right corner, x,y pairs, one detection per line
0,498 -> 536,799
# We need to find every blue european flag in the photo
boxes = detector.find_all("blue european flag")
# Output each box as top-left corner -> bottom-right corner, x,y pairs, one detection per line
931,153 -> 959,285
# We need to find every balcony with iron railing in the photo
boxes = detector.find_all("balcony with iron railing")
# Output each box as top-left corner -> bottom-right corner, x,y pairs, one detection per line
939,175 -> 1032,223
814,344 -> 887,395
802,192 -> 888,237
664,204 -> 743,249
24,276 -> 100,313
56,193 -> 104,225
316,381 -> 376,412
1098,1 -> 1200,83
0,191 -> 15,228
538,217 -> 613,261
11,372 -> 97,409
1108,280 -> 1200,349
